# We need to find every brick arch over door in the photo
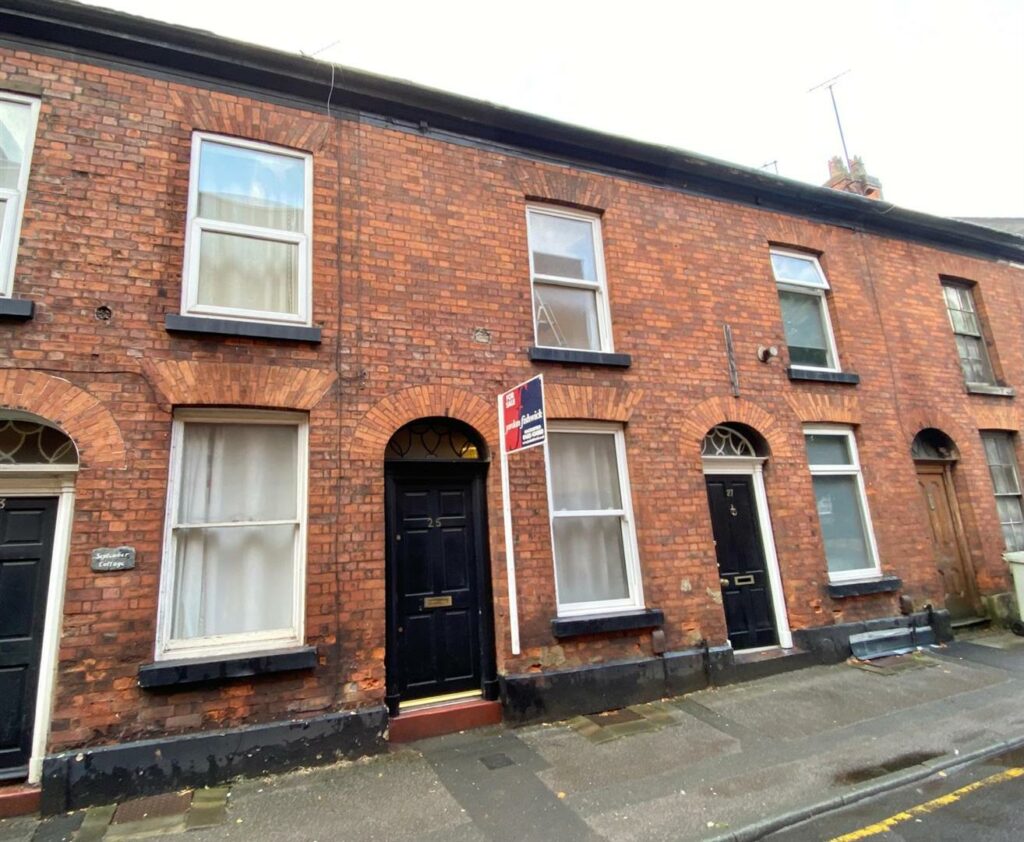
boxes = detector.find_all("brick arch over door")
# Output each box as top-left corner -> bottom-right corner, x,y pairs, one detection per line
900,408 -> 973,450
0,370 -> 126,469
679,396 -> 794,462
349,386 -> 496,461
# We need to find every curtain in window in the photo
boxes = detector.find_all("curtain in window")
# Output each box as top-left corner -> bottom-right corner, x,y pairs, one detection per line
196,231 -> 299,315
0,99 -> 31,191
549,432 -> 629,604
172,423 -> 298,640
195,141 -> 304,315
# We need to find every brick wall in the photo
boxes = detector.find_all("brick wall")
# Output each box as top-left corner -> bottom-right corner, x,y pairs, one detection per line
1,46 -> 1022,753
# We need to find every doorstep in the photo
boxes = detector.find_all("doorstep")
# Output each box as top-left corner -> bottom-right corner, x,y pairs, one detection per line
715,646 -> 820,685
388,698 -> 503,743
0,783 -> 40,818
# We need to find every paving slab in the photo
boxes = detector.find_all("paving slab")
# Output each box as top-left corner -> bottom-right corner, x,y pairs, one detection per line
186,750 -> 471,842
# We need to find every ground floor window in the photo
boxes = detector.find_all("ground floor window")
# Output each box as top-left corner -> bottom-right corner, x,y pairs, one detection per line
804,425 -> 881,581
157,409 -> 308,659
547,422 -> 644,616
981,431 -> 1024,552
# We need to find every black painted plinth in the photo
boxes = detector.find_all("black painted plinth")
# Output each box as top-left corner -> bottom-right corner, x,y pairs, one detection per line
793,609 -> 952,664
40,706 -> 387,815
501,643 -> 733,724
138,646 -> 318,689
165,314 -> 322,343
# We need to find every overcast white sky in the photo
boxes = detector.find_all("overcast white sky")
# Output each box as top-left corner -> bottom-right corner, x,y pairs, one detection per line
83,0 -> 1024,219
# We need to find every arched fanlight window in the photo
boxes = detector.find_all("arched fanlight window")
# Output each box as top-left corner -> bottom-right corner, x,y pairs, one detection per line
385,418 -> 487,461
0,417 -> 78,465
701,424 -> 768,458
911,428 -> 959,461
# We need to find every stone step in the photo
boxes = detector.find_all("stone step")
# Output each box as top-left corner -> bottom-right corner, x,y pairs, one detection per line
388,699 -> 503,743
0,783 -> 40,818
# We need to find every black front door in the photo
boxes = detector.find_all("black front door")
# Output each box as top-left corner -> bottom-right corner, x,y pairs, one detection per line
386,466 -> 490,710
705,475 -> 778,650
0,496 -> 58,779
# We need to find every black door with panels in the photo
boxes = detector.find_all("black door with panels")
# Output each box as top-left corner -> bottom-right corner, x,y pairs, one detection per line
705,475 -> 778,650
0,496 -> 58,780
385,463 -> 495,713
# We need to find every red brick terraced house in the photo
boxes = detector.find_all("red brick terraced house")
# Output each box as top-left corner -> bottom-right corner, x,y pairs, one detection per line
1,0 -> 1023,815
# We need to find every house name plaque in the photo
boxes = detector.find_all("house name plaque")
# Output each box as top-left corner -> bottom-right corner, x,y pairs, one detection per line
91,546 -> 136,572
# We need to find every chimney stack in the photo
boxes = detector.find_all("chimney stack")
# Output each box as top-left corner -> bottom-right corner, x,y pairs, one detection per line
824,156 -> 883,200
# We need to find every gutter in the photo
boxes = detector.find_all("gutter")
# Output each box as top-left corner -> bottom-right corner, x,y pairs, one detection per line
2,0 -> 1024,264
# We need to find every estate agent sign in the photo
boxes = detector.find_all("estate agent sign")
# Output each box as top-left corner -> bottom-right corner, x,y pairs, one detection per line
501,375 -> 546,453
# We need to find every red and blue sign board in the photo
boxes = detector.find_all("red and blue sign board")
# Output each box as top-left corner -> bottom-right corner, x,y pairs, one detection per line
501,375 -> 546,453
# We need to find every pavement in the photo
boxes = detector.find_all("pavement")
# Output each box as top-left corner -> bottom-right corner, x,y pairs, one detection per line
3,627 -> 1024,842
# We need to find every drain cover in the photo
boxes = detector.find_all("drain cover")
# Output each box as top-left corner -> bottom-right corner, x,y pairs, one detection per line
480,752 -> 515,770
586,708 -> 643,727
112,792 -> 192,823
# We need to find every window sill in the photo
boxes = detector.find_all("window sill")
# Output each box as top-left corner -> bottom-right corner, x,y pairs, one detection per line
528,346 -> 631,368
0,297 -> 34,321
165,314 -> 322,343
551,608 -> 663,639
787,367 -> 860,385
137,645 -> 317,689
965,383 -> 1015,398
827,576 -> 902,599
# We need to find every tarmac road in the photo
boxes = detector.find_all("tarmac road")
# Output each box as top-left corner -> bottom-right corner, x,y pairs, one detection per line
768,741 -> 1024,840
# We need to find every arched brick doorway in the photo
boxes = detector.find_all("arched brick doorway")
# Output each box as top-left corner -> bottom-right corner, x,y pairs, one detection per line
383,418 -> 497,715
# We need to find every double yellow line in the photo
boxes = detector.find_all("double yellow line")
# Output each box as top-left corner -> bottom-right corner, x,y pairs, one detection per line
829,766 -> 1024,841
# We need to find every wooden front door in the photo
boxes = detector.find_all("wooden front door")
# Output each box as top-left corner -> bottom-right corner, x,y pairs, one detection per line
386,465 -> 490,710
705,475 -> 778,650
0,496 -> 58,780
916,463 -> 978,620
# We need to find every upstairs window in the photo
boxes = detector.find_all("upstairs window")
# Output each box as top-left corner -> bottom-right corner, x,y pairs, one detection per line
942,281 -> 996,387
770,249 -> 840,372
0,93 -> 41,297
981,431 -> 1024,552
183,134 -> 312,325
527,206 -> 613,352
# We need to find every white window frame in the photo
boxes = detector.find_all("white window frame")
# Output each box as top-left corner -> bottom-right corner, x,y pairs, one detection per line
0,92 -> 41,298
181,132 -> 313,326
155,408 -> 308,660
981,431 -> 1024,552
804,424 -> 882,583
942,281 -> 996,387
544,421 -> 644,617
770,248 -> 841,373
526,204 -> 615,353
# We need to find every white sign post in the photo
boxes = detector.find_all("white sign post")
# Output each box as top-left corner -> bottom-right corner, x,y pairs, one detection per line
497,375 -> 546,656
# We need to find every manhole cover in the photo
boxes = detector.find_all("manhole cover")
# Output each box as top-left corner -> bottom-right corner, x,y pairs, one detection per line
480,752 -> 515,770
586,708 -> 643,727
112,792 -> 192,823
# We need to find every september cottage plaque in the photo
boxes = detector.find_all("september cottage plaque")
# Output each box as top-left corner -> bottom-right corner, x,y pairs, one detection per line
90,546 -> 136,572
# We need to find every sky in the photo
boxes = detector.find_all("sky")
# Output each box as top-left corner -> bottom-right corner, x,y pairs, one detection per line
80,0 -> 1024,220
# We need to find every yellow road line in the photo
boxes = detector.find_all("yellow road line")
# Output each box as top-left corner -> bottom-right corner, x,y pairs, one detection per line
829,766 -> 1024,841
